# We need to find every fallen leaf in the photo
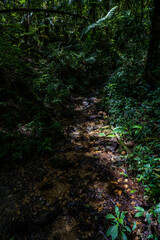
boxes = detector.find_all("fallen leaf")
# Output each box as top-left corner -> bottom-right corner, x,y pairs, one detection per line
118,190 -> 122,196
117,202 -> 121,207
111,181 -> 118,184
117,178 -> 123,182
121,151 -> 126,155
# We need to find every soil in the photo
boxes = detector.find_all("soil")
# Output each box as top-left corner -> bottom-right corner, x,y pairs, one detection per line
0,95 -> 148,240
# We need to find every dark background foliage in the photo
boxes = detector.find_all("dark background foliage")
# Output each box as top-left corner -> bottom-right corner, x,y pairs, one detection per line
0,0 -> 160,200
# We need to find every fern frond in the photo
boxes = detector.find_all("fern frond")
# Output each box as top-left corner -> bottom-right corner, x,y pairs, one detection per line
82,6 -> 118,35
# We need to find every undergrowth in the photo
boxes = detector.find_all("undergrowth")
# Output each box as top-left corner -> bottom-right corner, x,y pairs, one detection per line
102,71 -> 160,202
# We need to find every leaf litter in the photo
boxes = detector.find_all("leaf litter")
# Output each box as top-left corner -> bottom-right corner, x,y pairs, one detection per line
0,94 -> 149,240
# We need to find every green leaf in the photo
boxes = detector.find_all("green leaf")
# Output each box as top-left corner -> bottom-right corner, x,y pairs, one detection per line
146,212 -> 151,225
154,208 -> 160,214
130,190 -> 137,193
119,172 -> 128,177
134,157 -> 141,161
118,218 -> 124,224
107,225 -> 119,240
131,125 -> 142,129
96,6 -> 118,24
155,203 -> 160,208
124,226 -> 131,233
82,6 -> 118,35
120,211 -> 127,220
112,127 -> 127,134
122,232 -> 128,240
147,234 -> 154,239
158,214 -> 160,224
135,212 -> 144,217
105,214 -> 116,220
135,207 -> 145,212
132,222 -> 137,231
107,134 -> 116,138
98,133 -> 106,137
115,205 -> 120,218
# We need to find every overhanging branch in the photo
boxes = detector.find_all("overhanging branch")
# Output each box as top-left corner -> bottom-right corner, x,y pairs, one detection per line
0,8 -> 91,20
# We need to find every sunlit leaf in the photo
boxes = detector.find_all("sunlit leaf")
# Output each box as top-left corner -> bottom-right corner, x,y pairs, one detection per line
135,212 -> 144,217
130,190 -> 137,193
118,219 -> 123,225
135,207 -> 145,212
131,125 -> 142,129
107,134 -> 116,138
96,6 -> 118,24
98,133 -> 106,137
105,214 -> 116,220
83,6 -> 118,35
112,127 -> 127,134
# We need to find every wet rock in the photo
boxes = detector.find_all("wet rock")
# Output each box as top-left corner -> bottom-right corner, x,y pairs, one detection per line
74,145 -> 84,151
69,131 -> 80,139
88,115 -> 102,120
82,100 -> 89,107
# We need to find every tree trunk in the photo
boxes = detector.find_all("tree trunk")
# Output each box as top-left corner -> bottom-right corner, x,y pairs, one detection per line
145,0 -> 160,89
44,1 -> 49,47
24,0 -> 30,45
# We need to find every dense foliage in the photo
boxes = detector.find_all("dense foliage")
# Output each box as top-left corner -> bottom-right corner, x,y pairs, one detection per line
0,0 -> 160,217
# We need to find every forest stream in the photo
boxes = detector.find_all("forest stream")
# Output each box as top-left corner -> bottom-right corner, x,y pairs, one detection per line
0,94 -> 148,240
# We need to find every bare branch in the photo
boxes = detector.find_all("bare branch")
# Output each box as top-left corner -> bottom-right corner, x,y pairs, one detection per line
0,8 -> 91,20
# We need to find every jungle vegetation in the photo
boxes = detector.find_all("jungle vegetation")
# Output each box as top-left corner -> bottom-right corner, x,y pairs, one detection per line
0,0 -> 160,239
